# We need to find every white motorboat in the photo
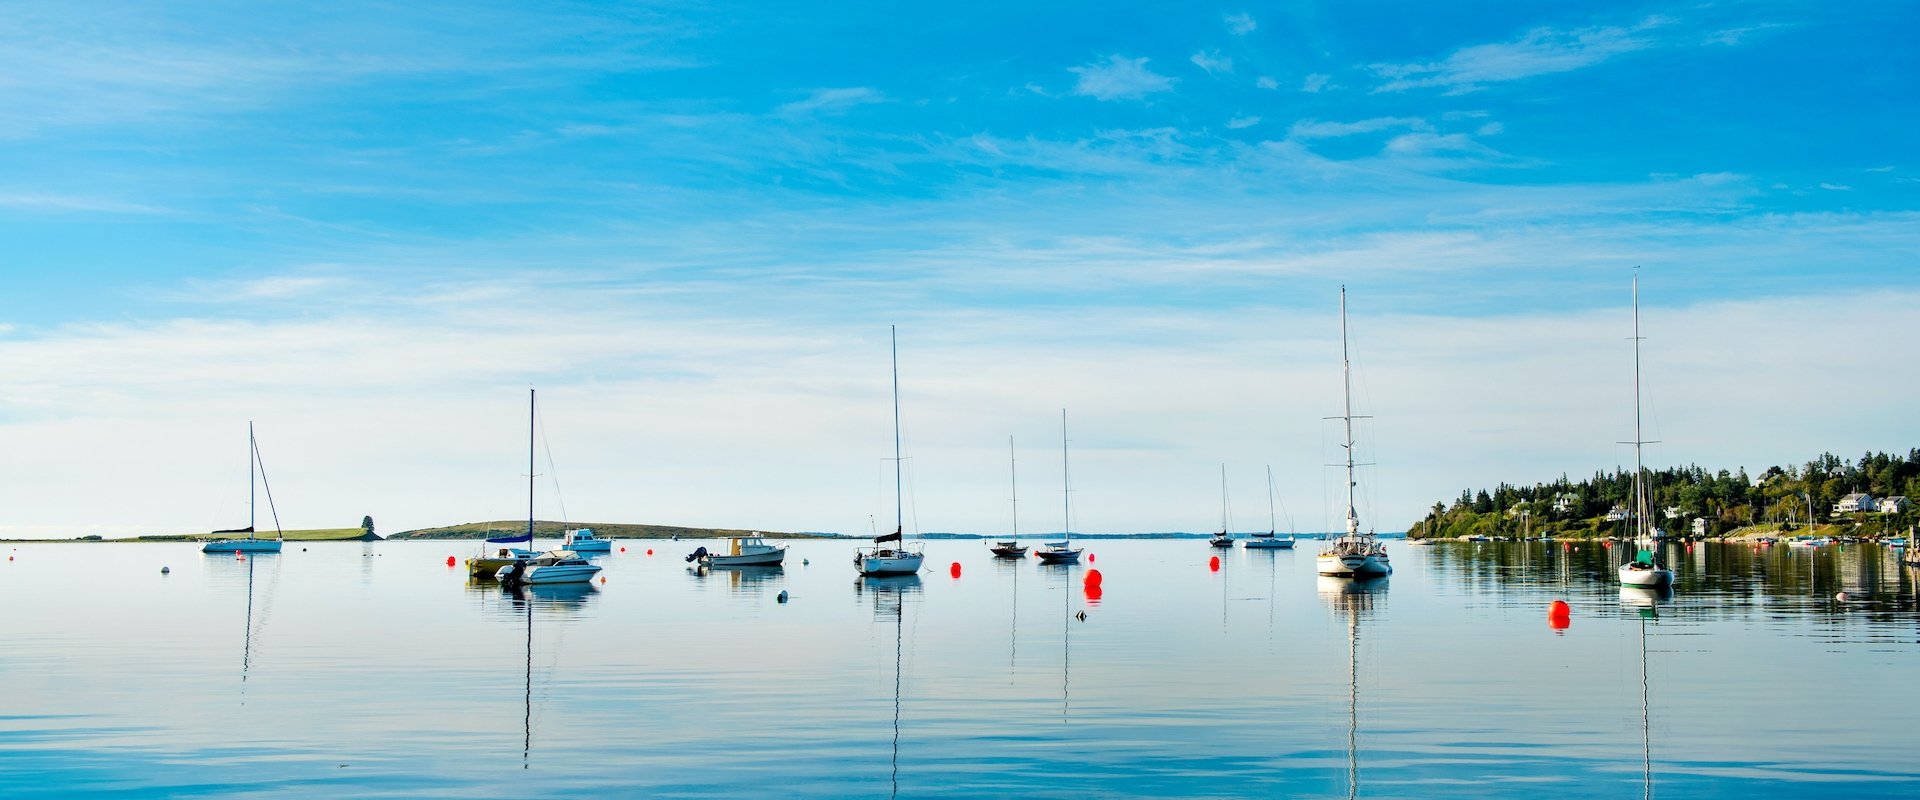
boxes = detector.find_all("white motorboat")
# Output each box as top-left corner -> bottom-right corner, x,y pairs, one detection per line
1614,273 -> 1675,590
1245,466 -> 1297,550
691,535 -> 787,567
562,528 -> 612,552
856,326 -> 926,577
1317,289 -> 1391,580
202,423 -> 286,554
1035,410 -> 1084,564
498,550 -> 601,585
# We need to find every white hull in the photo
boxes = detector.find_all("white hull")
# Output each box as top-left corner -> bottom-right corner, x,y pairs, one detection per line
565,540 -> 612,552
1317,553 -> 1390,578
703,548 -> 786,567
203,539 -> 282,553
1618,564 -> 1673,588
516,563 -> 602,584
1244,537 -> 1295,550
858,552 -> 924,576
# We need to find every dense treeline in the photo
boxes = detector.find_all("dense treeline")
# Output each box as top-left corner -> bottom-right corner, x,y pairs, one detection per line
1409,450 -> 1920,539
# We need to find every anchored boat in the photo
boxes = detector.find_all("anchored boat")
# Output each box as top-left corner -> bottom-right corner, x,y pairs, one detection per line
1316,288 -> 1390,579
856,326 -> 926,577
202,423 -> 285,554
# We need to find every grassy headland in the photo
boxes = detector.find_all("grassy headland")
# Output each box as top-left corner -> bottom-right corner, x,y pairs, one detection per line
387,521 -> 839,540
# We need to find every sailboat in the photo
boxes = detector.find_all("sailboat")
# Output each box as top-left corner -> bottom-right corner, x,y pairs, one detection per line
467,390 -> 544,580
856,326 -> 926,576
1618,274 -> 1675,589
1316,288 -> 1391,579
1208,464 -> 1235,548
202,423 -> 285,554
990,436 -> 1028,558
1245,465 -> 1297,550
1034,410 -> 1084,564
473,390 -> 601,586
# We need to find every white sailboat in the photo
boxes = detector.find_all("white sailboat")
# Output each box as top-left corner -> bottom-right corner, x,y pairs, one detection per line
990,436 -> 1028,558
489,389 -> 601,587
1618,274 -> 1675,589
1034,410 -> 1083,564
1317,288 -> 1391,579
1208,464 -> 1235,548
1245,465 -> 1297,550
857,326 -> 926,576
466,390 -> 543,579
202,423 -> 285,554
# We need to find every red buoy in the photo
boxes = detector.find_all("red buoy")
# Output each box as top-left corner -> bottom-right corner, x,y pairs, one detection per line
620,547 -> 626,553
446,556 -> 456,567
949,562 -> 962,578
1208,555 -> 1220,571
1088,553 -> 1095,563
1548,600 -> 1571,632
646,549 -> 653,556
600,576 -> 607,584
1084,568 -> 1102,587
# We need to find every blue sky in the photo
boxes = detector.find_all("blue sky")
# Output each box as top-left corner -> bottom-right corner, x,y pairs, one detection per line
1,1 -> 1915,537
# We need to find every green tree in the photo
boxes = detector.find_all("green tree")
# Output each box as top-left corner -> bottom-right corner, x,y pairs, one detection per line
361,515 -> 376,537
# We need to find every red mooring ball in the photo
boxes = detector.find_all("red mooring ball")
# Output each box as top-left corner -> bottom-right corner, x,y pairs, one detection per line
949,562 -> 962,578
1084,568 -> 1102,587
1209,555 -> 1220,571
646,549 -> 653,556
447,556 -> 456,567
1088,553 -> 1095,563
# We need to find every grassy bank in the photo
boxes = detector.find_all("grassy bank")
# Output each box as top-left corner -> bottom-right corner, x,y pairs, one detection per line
387,521 -> 839,540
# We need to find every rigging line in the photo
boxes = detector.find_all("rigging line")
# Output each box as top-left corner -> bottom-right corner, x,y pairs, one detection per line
536,403 -> 570,526
251,435 -> 284,536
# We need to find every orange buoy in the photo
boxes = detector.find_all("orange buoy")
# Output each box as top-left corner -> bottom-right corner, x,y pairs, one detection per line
949,562 -> 962,578
447,556 -> 456,567
1208,555 -> 1220,571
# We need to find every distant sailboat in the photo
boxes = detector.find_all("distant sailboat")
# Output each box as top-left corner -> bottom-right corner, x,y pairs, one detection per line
1618,274 -> 1675,590
990,436 -> 1028,559
1245,465 -> 1297,550
1034,410 -> 1084,564
202,423 -> 284,554
1316,288 -> 1390,579
467,390 -> 543,579
857,326 -> 926,576
1208,464 -> 1235,548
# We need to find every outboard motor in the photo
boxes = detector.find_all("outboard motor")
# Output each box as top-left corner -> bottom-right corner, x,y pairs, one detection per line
685,546 -> 708,563
499,558 -> 529,588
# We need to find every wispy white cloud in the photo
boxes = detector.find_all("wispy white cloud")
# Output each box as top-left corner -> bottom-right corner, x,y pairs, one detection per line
1256,76 -> 1280,90
1226,115 -> 1260,130
778,87 -> 886,115
1373,17 -> 1668,94
1820,182 -> 1852,191
1190,50 -> 1233,74
0,192 -> 165,214
1705,23 -> 1788,46
1225,12 -> 1257,36
1069,55 -> 1176,101
1288,116 -> 1428,140
1301,73 -> 1331,93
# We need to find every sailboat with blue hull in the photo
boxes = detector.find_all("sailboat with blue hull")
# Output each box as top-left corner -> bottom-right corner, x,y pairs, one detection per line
202,423 -> 284,554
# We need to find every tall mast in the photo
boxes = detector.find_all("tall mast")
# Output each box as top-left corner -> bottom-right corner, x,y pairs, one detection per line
1061,409 -> 1071,542
248,421 -> 256,538
528,388 -> 536,541
892,326 -> 902,538
1220,463 -> 1229,532
1632,272 -> 1646,543
1341,287 -> 1359,539
1009,435 -> 1018,539
1267,465 -> 1277,534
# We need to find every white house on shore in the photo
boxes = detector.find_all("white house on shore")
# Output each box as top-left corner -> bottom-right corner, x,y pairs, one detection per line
1834,493 -> 1877,514
1881,496 -> 1910,514
1692,518 -> 1710,537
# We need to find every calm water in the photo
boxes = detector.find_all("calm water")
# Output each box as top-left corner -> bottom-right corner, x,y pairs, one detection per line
3,538 -> 1918,798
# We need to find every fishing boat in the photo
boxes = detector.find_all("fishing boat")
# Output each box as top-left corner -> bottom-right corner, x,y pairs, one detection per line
1316,289 -> 1391,579
498,549 -> 600,586
856,326 -> 926,577
467,390 -> 545,579
1034,410 -> 1084,564
990,436 -> 1028,559
562,528 -> 612,553
689,535 -> 787,567
1617,274 -> 1675,590
1208,464 -> 1236,548
202,423 -> 286,554
1245,465 -> 1297,550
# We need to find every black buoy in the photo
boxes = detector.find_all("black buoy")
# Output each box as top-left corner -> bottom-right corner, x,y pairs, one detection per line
777,590 -> 789,604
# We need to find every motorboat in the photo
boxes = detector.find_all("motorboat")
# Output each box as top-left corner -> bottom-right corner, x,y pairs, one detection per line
202,423 -> 285,554
562,528 -> 612,553
468,543 -> 540,579
689,535 -> 786,567
498,550 -> 601,586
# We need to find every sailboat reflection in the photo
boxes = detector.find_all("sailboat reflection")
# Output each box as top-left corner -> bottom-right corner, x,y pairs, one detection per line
502,584 -> 596,769
1318,575 -> 1387,800
1619,586 -> 1667,798
210,552 -> 280,700
856,574 -> 921,798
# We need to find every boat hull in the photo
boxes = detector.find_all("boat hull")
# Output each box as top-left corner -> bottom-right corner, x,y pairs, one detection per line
989,545 -> 1028,558
514,563 -> 602,584
202,539 -> 282,553
1244,538 -> 1295,550
1316,553 -> 1390,578
565,540 -> 612,552
702,548 -> 786,567
857,552 -> 924,576
1034,547 -> 1082,564
1618,564 -> 1674,588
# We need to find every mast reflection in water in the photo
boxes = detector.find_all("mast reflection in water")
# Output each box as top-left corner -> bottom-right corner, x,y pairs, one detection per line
1319,575 -> 1386,800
